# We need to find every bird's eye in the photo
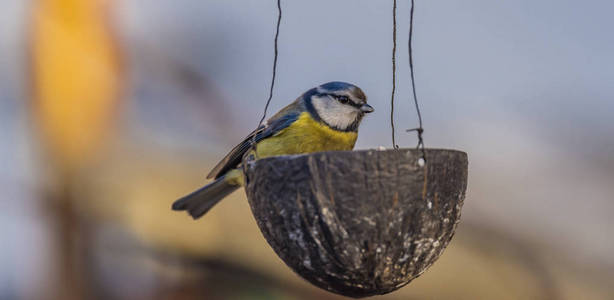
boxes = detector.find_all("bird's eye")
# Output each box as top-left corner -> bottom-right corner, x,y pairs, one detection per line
337,96 -> 350,104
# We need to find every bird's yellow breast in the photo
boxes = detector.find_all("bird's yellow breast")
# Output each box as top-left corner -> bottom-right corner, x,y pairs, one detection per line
256,112 -> 357,158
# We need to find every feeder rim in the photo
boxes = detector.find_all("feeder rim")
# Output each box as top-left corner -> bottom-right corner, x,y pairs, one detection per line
247,148 -> 467,164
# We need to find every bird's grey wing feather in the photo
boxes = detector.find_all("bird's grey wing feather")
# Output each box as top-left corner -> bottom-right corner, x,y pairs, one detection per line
206,103 -> 302,179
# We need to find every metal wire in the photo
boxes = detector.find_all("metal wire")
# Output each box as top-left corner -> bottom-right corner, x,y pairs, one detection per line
390,0 -> 399,148
406,0 -> 427,161
250,0 -> 282,154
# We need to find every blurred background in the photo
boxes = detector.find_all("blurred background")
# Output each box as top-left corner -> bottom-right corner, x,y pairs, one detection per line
1,0 -> 613,299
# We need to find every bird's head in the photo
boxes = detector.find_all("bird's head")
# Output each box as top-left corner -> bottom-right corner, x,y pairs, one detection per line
304,81 -> 374,132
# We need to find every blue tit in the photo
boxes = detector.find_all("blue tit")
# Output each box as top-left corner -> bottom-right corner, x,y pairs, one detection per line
172,81 -> 374,219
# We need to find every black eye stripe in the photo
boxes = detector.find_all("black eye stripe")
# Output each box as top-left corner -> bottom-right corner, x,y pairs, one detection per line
331,94 -> 362,108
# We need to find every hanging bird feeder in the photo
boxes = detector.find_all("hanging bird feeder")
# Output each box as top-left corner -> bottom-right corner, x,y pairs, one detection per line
244,148 -> 466,297
240,0 -> 466,298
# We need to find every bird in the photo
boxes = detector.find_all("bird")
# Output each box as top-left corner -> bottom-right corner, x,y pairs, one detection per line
172,81 -> 374,219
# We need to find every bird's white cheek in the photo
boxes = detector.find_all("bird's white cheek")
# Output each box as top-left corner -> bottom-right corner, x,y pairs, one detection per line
312,96 -> 360,130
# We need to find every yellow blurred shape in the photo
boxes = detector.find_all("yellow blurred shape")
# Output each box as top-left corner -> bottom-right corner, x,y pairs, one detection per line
31,0 -> 122,172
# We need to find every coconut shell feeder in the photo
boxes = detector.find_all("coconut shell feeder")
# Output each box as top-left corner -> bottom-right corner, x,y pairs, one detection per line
195,0 -> 467,298
241,0 -> 468,297
244,148 -> 467,297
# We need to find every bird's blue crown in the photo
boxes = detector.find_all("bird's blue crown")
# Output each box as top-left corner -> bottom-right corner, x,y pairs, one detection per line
319,81 -> 356,92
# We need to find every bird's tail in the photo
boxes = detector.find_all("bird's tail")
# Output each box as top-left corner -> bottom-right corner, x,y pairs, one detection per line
172,170 -> 242,219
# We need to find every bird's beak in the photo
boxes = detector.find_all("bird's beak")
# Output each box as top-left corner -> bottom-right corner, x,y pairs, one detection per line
360,103 -> 374,113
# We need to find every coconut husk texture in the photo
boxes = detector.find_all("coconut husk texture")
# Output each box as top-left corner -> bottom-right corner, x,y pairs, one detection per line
245,148 -> 468,297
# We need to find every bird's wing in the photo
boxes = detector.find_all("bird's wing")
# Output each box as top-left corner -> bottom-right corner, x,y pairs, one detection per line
206,111 -> 300,179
